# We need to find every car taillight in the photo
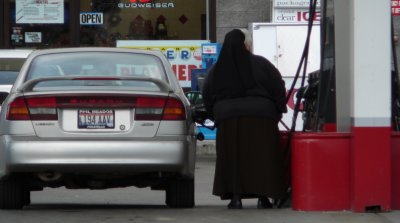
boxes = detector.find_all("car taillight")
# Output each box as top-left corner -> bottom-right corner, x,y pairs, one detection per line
135,97 -> 165,120
135,96 -> 186,121
26,97 -> 57,120
7,97 -> 30,120
7,96 -> 57,121
162,97 -> 186,120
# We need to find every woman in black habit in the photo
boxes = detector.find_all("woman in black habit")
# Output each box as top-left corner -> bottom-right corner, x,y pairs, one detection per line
202,29 -> 288,209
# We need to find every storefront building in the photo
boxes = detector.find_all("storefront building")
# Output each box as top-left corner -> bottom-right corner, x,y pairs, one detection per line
0,0 -> 278,49
0,0 -> 219,48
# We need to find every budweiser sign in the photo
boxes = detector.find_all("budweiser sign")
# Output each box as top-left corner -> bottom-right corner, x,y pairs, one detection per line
118,0 -> 175,8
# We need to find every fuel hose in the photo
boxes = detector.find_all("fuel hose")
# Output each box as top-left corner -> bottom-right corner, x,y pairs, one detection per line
277,0 -> 318,208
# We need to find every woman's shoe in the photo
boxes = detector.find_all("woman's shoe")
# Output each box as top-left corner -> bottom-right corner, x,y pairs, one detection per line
228,195 -> 242,209
257,197 -> 273,209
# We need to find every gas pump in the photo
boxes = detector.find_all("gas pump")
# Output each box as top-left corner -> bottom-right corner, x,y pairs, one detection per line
283,0 -> 398,213
189,0 -> 398,212
299,2 -> 336,132
190,42 -> 221,92
188,42 -> 221,140
392,17 -> 400,131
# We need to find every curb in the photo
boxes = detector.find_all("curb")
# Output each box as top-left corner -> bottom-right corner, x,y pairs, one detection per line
196,140 -> 216,157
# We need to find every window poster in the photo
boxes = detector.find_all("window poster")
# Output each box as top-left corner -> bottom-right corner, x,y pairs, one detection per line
16,0 -> 64,24
25,32 -> 42,43
11,27 -> 24,46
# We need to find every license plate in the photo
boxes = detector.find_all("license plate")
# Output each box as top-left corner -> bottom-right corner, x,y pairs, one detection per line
78,109 -> 115,129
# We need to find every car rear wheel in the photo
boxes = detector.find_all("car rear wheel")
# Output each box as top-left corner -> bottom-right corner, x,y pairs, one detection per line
166,178 -> 194,208
0,176 -> 26,209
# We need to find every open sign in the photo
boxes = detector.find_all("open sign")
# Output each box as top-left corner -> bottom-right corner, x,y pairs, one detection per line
80,12 -> 103,25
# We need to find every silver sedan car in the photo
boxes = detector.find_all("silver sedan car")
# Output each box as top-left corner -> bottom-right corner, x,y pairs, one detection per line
0,49 -> 34,104
0,47 -> 197,209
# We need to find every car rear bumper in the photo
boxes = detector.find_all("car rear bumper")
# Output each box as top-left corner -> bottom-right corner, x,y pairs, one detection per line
0,135 -> 196,179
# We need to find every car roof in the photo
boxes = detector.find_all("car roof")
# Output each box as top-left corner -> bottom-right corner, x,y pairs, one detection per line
28,47 -> 165,57
0,49 -> 34,58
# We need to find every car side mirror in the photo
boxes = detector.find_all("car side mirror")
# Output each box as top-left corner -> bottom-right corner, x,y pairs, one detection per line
0,92 -> 9,104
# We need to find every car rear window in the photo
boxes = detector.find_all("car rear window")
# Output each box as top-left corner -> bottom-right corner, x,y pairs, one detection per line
25,52 -> 168,91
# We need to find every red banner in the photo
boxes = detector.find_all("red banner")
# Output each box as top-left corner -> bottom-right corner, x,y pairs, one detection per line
393,0 -> 400,16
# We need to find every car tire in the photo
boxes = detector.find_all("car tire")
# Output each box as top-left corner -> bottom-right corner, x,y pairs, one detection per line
0,176 -> 25,209
166,178 -> 194,208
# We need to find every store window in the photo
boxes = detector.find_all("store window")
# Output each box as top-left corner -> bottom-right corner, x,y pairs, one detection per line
79,0 -> 207,47
9,0 -> 70,49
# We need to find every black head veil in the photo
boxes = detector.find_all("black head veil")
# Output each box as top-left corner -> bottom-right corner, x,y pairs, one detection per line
209,29 -> 256,99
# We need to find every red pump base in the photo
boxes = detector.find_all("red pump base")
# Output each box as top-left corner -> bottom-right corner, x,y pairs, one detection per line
288,128 -> 395,212
290,132 -> 351,211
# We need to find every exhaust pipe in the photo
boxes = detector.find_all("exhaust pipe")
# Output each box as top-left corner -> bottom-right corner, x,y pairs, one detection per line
37,172 -> 62,182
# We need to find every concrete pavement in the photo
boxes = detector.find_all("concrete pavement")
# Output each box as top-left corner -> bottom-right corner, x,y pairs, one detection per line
0,141 -> 398,223
196,140 -> 216,157
16,159 -> 400,223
